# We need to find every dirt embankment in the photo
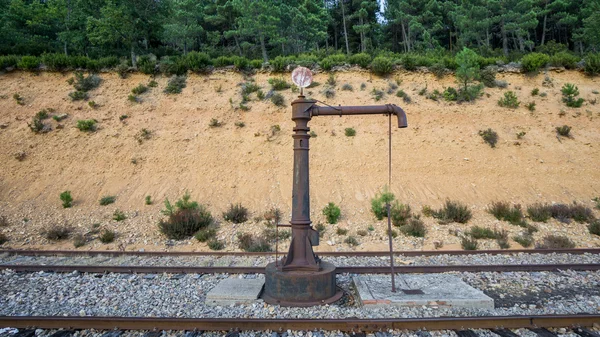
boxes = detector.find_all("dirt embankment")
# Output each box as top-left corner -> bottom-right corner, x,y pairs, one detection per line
0,69 -> 599,252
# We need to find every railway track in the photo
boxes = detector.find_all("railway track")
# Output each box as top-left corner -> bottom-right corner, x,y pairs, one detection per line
1,263 -> 600,274
1,314 -> 600,333
2,248 -> 600,258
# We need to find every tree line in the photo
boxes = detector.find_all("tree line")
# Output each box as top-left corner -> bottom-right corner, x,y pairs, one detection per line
0,0 -> 599,65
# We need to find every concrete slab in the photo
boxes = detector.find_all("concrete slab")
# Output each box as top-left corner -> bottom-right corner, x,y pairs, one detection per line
205,278 -> 265,306
353,274 -> 494,309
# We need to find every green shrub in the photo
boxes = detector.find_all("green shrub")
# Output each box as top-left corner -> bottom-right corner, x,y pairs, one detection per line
390,202 -> 412,227
344,127 -> 356,137
209,118 -> 222,127
561,83 -> 584,108
207,239 -> 225,250
132,84 -> 148,95
137,55 -> 156,74
315,223 -> 326,237
589,220 -> 600,236
99,195 -> 116,206
344,236 -> 359,246
341,83 -> 353,91
145,195 -> 152,205
549,52 -> 580,69
237,232 -> 271,252
584,53 -> 600,76
271,93 -> 285,107
349,53 -> 372,68
371,88 -> 384,101
401,54 -> 417,71
17,56 -> 40,70
556,125 -> 571,137
262,228 -> 291,242
185,51 -> 211,72
319,54 -> 346,71
73,72 -> 101,92
44,224 -> 72,241
99,229 -> 116,243
233,56 -> 249,70
164,75 -> 187,94
527,203 -> 552,222
0,55 -> 19,71
443,87 -> 458,101
469,226 -> 497,239
159,56 -> 188,75
531,88 -> 540,96
371,57 -> 394,75
429,63 -> 446,78
479,128 -> 498,148
336,227 -> 348,235
480,68 -> 497,88
69,91 -> 88,101
323,87 -> 335,98
270,56 -> 289,72
241,82 -> 260,95
456,47 -> 481,91
570,203 -> 595,223
526,102 -> 536,111
387,228 -> 398,238
213,56 -> 234,68
322,202 -> 341,224
513,233 -> 534,248
116,63 -> 129,78
73,233 -> 85,248
457,84 -> 484,102
488,201 -> 529,227
41,53 -> 70,71
223,203 -> 249,224
431,200 -> 472,224
195,228 -> 217,242
594,197 -> 600,210
148,80 -> 158,88
159,192 -> 213,240
60,191 -> 73,208
113,210 -> 126,221
250,59 -> 263,69
536,234 -> 575,249
399,216 -> 426,237
461,237 -> 478,250
521,53 -> 549,73
128,94 -> 138,103
268,77 -> 291,91
77,119 -> 97,132
498,91 -> 520,108
371,189 -> 395,220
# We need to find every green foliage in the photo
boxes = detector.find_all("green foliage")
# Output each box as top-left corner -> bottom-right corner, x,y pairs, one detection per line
73,234 -> 85,248
455,47 -> 480,90
44,224 -> 72,241
17,56 -> 40,71
461,237 -> 478,250
0,55 -> 19,71
223,203 -> 249,224
131,84 -> 148,95
99,196 -> 116,206
549,52 -> 580,69
159,192 -> 213,240
41,53 -> 70,71
488,202 -> 527,227
145,195 -> 152,205
536,235 -> 575,249
69,91 -> 88,101
589,220 -> 600,236
323,87 -> 335,98
531,88 -> 540,96
73,72 -> 101,92
527,203 -> 552,222
195,228 -> 217,242
344,127 -> 356,137
526,102 -> 536,111
327,74 -> 336,86
344,236 -> 359,246
99,229 -> 115,243
164,75 -> 187,94
60,191 -> 73,208
209,118 -> 222,128
271,93 -> 285,107
556,125 -> 571,137
521,53 -> 549,73
77,119 -> 97,132
469,226 -> 498,239
322,202 -> 341,224
336,227 -> 348,235
319,54 -> 346,71
479,129 -> 498,148
399,216 -> 426,238
513,233 -> 534,248
207,239 -> 225,250
341,83 -> 353,91
498,91 -> 520,108
371,88 -> 384,101
431,200 -> 472,224
315,223 -> 326,237
137,55 -> 156,74
112,209 -> 126,221
371,57 -> 393,75
584,53 -> 600,76
185,52 -> 211,72
371,189 -> 395,220
561,83 -> 584,107
268,77 -> 291,91
348,53 -> 372,68
479,68 -> 497,88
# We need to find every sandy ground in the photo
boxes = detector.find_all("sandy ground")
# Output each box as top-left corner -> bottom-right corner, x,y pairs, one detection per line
0,68 -> 599,252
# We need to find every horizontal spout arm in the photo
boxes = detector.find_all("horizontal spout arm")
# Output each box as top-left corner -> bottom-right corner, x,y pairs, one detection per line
310,104 -> 407,128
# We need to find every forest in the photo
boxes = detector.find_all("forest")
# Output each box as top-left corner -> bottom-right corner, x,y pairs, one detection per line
0,0 -> 599,69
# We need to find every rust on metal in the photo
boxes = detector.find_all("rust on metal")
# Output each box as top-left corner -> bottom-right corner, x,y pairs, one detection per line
0,315 -> 599,332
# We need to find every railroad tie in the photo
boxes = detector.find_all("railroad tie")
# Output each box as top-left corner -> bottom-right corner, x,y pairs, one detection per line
49,330 -> 75,337
455,330 -> 480,337
530,328 -> 559,337
492,329 -> 520,337
574,328 -> 600,337
13,329 -> 36,337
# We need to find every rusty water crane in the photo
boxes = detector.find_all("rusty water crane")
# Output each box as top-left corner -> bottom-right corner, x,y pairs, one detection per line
263,67 -> 408,306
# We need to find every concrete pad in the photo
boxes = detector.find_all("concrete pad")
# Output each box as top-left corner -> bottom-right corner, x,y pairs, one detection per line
205,278 -> 264,306
353,274 -> 494,309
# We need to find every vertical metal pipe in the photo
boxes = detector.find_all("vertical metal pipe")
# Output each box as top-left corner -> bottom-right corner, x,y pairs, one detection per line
387,113 -> 397,292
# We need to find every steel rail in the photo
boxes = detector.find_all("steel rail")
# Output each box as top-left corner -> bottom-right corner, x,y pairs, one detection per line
2,263 -> 599,274
1,248 -> 600,258
0,314 -> 599,332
